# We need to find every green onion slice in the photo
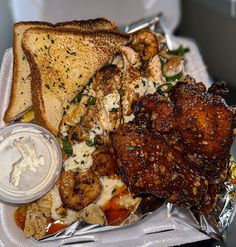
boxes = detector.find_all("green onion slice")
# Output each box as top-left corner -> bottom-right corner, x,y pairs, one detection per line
168,45 -> 190,56
156,83 -> 174,93
72,93 -> 83,104
86,138 -> 97,146
110,108 -> 119,112
62,137 -> 73,154
126,146 -> 136,151
165,72 -> 183,82
87,96 -> 97,105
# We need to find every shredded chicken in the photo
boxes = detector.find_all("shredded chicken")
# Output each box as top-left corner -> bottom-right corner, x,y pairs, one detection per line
23,203 -> 48,240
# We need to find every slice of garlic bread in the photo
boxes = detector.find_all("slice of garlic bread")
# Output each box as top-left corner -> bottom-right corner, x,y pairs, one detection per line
4,18 -> 118,123
22,28 -> 128,135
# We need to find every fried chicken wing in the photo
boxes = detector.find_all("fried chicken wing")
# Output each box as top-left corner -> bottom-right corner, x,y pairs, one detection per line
171,79 -> 235,181
195,183 -> 225,214
132,92 -> 175,133
112,125 -> 208,207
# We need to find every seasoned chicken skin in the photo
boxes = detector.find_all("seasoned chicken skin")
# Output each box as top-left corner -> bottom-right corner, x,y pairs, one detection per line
112,76 -> 236,212
112,125 -> 208,207
171,79 -> 235,181
132,92 -> 175,133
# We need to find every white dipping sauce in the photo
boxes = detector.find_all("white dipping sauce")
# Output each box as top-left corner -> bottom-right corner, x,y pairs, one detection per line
0,123 -> 62,204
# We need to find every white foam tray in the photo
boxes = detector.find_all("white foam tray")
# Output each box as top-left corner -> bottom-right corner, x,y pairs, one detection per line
0,36 -> 211,247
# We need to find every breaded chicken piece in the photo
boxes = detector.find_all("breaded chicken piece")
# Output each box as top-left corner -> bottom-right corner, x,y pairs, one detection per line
132,92 -> 175,133
171,79 -> 235,181
112,125 -> 208,207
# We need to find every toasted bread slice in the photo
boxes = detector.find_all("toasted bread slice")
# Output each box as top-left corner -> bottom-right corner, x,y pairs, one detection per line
55,18 -> 118,31
22,28 -> 128,135
4,22 -> 53,123
4,18 -> 118,123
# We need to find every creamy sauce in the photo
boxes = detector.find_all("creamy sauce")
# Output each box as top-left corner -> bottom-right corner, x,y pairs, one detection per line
88,124 -> 103,141
51,185 -> 79,225
96,176 -> 141,225
63,141 -> 95,172
0,124 -> 61,204
123,114 -> 135,124
146,80 -> 158,94
10,137 -> 45,187
96,177 -> 124,207
103,93 -> 120,113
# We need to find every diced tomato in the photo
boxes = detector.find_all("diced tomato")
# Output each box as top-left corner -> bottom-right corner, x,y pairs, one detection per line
105,208 -> 130,225
14,206 -> 27,230
102,189 -> 132,225
231,178 -> 236,185
46,223 -> 68,235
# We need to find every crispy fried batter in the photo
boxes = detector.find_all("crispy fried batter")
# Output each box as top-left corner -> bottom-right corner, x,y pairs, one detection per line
171,79 -> 235,181
196,183 -> 225,214
112,77 -> 235,210
112,125 -> 208,207
132,92 -> 175,133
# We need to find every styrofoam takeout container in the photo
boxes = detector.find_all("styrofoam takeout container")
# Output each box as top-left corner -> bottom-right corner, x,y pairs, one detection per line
0,35 -> 212,247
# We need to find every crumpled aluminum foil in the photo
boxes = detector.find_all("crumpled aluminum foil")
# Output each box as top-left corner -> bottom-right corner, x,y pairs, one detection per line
39,13 -> 236,243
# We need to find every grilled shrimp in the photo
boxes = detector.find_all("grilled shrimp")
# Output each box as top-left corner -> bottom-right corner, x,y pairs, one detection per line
131,30 -> 159,61
59,169 -> 101,211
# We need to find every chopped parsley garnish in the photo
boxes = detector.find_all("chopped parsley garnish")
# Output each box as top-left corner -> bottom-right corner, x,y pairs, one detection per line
72,93 -> 83,104
168,45 -> 190,56
110,108 -> 119,112
118,89 -> 125,97
165,72 -> 183,82
87,96 -> 97,105
86,138 -> 97,147
141,78 -> 147,86
156,83 -> 173,93
66,50 -> 77,56
62,136 -> 73,155
126,146 -> 136,151
182,189 -> 189,196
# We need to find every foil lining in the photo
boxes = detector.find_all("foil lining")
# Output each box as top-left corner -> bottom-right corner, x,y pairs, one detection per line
38,14 -> 236,243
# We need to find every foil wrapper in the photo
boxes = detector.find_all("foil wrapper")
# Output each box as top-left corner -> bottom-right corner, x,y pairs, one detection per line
35,14 -> 236,244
